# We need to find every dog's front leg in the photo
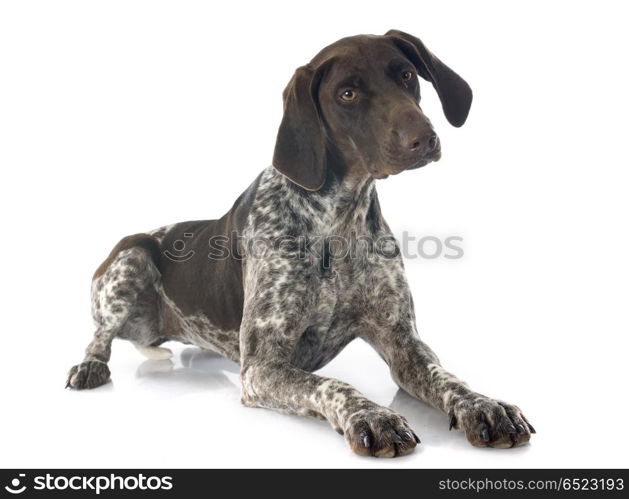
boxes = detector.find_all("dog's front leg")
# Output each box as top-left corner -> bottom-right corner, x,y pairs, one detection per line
240,357 -> 418,456
363,325 -> 535,448
238,264 -> 418,457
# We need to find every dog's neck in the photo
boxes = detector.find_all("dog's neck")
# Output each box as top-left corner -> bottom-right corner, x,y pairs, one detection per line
273,164 -> 379,236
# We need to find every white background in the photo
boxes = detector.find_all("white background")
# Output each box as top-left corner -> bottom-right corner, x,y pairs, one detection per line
1,0 -> 628,468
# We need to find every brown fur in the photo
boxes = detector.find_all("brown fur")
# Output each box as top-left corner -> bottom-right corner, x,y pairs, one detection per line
92,233 -> 161,281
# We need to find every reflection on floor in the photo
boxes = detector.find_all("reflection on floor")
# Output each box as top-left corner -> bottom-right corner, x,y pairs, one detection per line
135,347 -> 240,394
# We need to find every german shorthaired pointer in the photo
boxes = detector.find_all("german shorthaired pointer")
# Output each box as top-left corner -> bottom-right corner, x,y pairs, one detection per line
67,30 -> 534,457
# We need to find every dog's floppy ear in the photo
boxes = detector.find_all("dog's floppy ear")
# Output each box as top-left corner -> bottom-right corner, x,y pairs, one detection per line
273,64 -> 327,191
386,29 -> 473,127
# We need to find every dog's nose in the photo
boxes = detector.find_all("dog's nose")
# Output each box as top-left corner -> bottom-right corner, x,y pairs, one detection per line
394,108 -> 439,156
406,132 -> 438,152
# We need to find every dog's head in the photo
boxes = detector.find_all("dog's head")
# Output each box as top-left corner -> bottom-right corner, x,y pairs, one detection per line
272,30 -> 473,190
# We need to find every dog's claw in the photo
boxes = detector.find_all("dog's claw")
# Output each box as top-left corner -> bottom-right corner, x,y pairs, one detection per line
348,411 -> 417,457
413,432 -> 421,444
449,414 -> 457,431
521,414 -> 536,434
506,423 -> 517,434
480,428 -> 490,442
516,424 -> 525,434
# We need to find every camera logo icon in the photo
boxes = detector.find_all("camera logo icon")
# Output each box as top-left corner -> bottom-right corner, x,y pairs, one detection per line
164,232 -> 195,262
4,474 -> 27,494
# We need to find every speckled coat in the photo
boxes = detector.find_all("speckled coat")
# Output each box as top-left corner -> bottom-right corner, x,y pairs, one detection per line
68,166 -> 533,457
67,31 -> 534,457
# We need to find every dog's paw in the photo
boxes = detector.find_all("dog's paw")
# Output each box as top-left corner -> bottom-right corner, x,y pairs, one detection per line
66,361 -> 111,390
449,395 -> 535,448
345,407 -> 419,457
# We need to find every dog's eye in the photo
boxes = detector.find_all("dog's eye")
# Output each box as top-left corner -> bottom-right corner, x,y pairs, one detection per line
402,71 -> 414,81
340,89 -> 357,102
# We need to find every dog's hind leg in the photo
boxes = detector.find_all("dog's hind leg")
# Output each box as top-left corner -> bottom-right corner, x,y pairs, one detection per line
66,234 -> 162,389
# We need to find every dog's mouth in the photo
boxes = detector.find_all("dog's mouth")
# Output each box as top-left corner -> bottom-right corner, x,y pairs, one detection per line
408,146 -> 442,170
371,149 -> 441,179
371,171 -> 391,179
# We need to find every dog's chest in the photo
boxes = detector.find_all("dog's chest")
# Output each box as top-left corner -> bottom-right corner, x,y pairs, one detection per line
290,241 -> 388,370
310,264 -> 342,326
306,235 -> 376,325
290,266 -> 346,370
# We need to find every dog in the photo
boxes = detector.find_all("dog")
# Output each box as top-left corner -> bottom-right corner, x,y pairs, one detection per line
67,30 -> 534,457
